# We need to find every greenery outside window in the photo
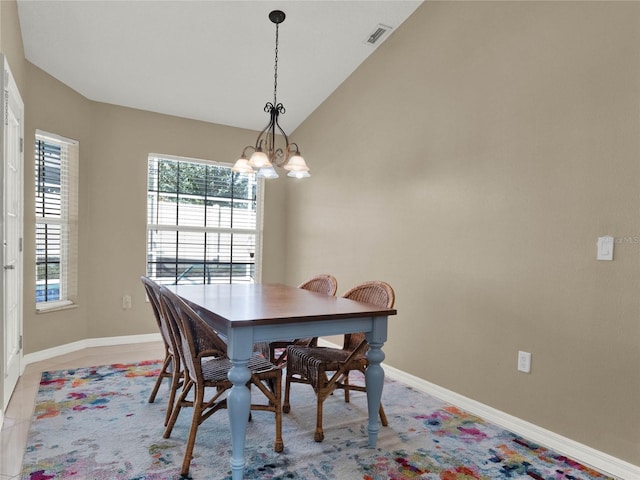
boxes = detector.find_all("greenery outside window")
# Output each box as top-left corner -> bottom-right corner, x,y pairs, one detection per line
146,154 -> 262,285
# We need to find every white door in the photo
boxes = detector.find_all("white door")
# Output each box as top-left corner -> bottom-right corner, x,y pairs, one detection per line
2,56 -> 24,410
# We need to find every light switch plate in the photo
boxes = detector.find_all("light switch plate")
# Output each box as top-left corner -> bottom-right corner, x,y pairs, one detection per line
597,235 -> 614,261
518,351 -> 531,373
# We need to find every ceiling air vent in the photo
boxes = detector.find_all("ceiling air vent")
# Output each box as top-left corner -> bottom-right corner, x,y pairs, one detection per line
365,24 -> 392,46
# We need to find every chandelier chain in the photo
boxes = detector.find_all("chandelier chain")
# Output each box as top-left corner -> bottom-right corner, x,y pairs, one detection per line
273,23 -> 279,106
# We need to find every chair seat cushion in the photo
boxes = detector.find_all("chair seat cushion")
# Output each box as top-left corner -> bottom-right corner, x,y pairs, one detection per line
202,354 -> 280,383
286,346 -> 367,387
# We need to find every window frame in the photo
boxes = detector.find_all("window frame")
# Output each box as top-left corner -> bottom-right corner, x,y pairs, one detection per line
146,153 -> 264,286
34,130 -> 79,312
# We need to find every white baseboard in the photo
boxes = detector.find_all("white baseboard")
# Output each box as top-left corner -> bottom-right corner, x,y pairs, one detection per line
383,363 -> 639,480
22,333 -> 162,366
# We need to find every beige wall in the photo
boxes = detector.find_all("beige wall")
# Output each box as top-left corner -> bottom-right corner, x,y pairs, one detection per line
2,0 -> 639,469
287,1 -> 639,466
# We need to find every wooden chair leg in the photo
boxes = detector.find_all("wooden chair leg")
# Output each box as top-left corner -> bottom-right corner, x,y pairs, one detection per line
164,379 -> 192,438
181,385 -> 205,478
164,362 -> 182,426
148,355 -> 170,403
343,372 -> 350,403
314,396 -> 325,442
379,403 -> 388,426
273,376 -> 284,453
283,370 -> 292,414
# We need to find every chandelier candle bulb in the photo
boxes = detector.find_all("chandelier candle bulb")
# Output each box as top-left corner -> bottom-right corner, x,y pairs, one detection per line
284,154 -> 310,172
232,158 -> 253,174
249,150 -> 270,169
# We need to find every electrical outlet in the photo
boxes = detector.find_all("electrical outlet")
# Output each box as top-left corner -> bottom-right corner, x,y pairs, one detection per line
122,294 -> 132,310
518,351 -> 531,373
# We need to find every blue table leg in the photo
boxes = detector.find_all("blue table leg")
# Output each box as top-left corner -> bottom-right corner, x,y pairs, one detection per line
365,316 -> 388,447
227,329 -> 253,480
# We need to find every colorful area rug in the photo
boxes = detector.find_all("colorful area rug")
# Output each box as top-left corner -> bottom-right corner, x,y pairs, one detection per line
21,361 -> 614,480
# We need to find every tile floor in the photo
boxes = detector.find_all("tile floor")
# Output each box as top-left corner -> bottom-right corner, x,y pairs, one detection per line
0,341 -> 165,480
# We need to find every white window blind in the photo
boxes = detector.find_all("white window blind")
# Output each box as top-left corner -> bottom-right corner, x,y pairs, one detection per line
146,154 -> 262,285
35,130 -> 79,310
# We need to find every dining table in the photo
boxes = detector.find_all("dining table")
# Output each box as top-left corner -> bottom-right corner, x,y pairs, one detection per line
167,282 -> 397,480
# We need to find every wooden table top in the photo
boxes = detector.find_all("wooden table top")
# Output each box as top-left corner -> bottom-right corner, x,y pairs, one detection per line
168,283 -> 397,328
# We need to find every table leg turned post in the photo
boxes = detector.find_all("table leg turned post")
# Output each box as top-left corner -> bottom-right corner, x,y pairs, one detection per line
227,329 -> 254,480
365,316 -> 388,447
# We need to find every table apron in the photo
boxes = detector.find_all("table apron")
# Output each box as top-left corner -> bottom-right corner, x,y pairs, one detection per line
249,316 -> 387,343
223,316 -> 388,360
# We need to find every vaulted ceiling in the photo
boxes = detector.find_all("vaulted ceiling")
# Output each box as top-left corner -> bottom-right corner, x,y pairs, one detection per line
18,1 -> 422,132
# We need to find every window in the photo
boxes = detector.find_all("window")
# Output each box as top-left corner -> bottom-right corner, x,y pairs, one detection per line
35,131 -> 79,310
146,154 -> 262,285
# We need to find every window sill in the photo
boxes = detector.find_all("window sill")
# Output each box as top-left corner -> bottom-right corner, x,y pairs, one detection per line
36,300 -> 78,314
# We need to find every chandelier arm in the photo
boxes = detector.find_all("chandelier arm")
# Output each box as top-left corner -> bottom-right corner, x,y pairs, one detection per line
254,105 -> 276,151
288,142 -> 301,155
240,145 -> 255,158
254,128 -> 269,152
273,119 -> 291,167
266,105 -> 278,161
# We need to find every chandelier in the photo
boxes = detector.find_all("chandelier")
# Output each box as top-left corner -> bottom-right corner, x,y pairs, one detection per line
232,10 -> 310,179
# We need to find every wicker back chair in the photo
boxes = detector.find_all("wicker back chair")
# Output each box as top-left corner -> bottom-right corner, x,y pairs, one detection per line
298,274 -> 339,295
158,286 -> 284,478
256,274 -> 338,366
140,276 -> 184,426
283,280 -> 395,442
